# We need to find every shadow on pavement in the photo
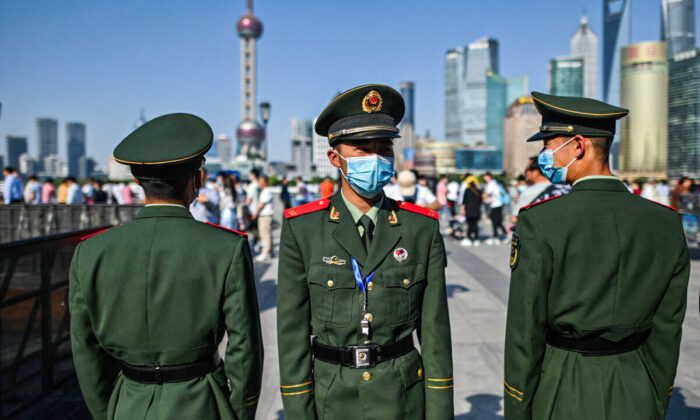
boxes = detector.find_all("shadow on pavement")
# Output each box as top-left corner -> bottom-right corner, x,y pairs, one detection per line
667,388 -> 700,419
447,284 -> 469,297
275,409 -> 285,419
455,394 -> 503,419
689,246 -> 700,260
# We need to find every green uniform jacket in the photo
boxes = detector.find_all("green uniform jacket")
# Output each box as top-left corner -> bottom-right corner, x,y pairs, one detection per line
277,192 -> 454,420
69,205 -> 264,420
504,178 -> 690,420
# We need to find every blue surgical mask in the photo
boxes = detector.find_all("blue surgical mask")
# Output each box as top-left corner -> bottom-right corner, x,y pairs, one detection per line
336,152 -> 395,198
538,137 -> 578,184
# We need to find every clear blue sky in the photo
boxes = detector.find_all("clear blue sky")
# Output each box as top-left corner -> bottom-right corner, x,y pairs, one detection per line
1,0 -> 697,167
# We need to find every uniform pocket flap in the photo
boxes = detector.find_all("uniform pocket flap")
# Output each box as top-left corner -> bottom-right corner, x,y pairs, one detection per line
308,265 -> 357,290
383,264 -> 425,289
399,350 -> 425,388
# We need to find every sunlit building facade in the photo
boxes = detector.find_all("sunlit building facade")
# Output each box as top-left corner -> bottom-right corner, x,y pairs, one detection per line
620,41 -> 668,175
668,48 -> 700,178
571,13 -> 598,98
662,0 -> 696,57
549,57 -> 584,97
503,97 -> 542,177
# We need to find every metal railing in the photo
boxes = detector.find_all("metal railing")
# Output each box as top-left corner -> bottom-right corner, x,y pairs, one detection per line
0,226 -> 108,419
0,205 -> 142,244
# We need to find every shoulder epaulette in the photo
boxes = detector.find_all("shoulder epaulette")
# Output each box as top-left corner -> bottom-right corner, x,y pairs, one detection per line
284,199 -> 331,219
519,195 -> 563,214
81,226 -> 112,241
398,201 -> 439,219
648,200 -> 676,212
205,222 -> 248,237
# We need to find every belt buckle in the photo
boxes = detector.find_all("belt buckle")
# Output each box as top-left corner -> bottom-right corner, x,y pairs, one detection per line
352,345 -> 375,368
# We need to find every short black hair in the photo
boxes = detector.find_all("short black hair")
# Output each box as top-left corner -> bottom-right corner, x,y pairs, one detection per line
590,137 -> 613,162
526,158 -> 541,173
138,174 -> 192,200
29,175 -> 38,181
250,168 -> 260,177
4,166 -> 15,173
484,172 -> 493,178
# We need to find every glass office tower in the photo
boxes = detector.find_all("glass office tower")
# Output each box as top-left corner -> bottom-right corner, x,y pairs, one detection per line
668,48 -> 700,178
549,57 -> 584,97
662,0 -> 696,57
603,0 -> 631,105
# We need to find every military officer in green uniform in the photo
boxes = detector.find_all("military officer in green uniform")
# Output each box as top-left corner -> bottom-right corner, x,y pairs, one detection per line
69,113 -> 264,420
276,85 -> 454,420
504,92 -> 690,419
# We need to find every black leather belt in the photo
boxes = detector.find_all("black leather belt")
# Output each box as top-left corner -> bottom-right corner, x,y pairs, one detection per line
312,335 -> 414,368
546,330 -> 650,357
121,353 -> 220,384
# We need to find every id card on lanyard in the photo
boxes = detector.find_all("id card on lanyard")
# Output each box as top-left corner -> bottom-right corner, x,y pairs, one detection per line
352,257 -> 374,337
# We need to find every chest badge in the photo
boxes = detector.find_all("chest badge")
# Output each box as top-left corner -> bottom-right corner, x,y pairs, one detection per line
323,256 -> 346,266
510,234 -> 520,271
393,248 -> 408,263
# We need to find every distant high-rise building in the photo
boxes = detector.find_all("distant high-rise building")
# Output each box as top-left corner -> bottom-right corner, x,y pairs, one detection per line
662,0 -> 696,57
503,97 -> 543,177
603,0 -> 631,106
6,135 -> 28,169
215,135 -> 233,162
571,13 -> 599,98
463,38 -> 500,146
668,48 -> 700,178
37,118 -> 58,158
43,154 -> 66,178
400,81 -> 415,129
486,72 -> 507,150
445,48 -> 465,143
67,122 -> 86,177
506,76 -> 529,106
108,155 -> 132,180
78,156 -> 96,179
311,118 -> 338,179
549,57 -> 584,97
620,41 -> 669,175
290,118 -> 314,179
19,153 -> 41,176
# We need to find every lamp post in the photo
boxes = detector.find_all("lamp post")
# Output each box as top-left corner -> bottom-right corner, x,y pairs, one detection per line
259,102 -> 271,161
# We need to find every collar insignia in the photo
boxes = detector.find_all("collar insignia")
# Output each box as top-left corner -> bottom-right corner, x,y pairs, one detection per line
330,206 -> 340,220
388,210 -> 398,224
323,256 -> 346,266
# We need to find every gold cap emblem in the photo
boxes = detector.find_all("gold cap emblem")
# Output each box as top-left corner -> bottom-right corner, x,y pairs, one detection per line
362,90 -> 383,113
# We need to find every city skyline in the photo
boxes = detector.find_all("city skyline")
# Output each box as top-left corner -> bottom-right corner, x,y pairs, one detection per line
1,0 -> 697,167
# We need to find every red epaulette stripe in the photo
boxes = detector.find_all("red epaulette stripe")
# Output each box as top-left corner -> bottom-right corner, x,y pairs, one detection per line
648,200 -> 676,212
284,198 -> 331,219
398,201 -> 439,219
205,222 -> 248,236
519,195 -> 563,214
81,227 -> 112,241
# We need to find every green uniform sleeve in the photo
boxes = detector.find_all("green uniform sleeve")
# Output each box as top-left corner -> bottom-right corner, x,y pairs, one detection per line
504,213 -> 552,420
277,217 -> 316,419
419,222 -> 454,419
640,237 -> 690,408
69,243 -> 120,420
223,238 -> 264,419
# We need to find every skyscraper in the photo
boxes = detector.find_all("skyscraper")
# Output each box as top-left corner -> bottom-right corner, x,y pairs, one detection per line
662,0 -> 696,57
444,48 -> 465,143
215,135 -> 233,162
571,13 -> 598,98
463,38 -> 499,146
400,81 -> 415,129
620,41 -> 669,175
503,97 -> 542,177
290,118 -> 314,179
236,0 -> 265,157
486,72 -> 507,149
37,118 -> 58,158
311,117 -> 338,178
506,76 -> 529,106
603,0 -> 631,106
67,122 -> 86,177
668,48 -> 700,178
6,135 -> 28,169
549,57 -> 584,97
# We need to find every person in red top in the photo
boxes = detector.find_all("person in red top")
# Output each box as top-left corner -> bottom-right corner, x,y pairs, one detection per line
319,176 -> 334,199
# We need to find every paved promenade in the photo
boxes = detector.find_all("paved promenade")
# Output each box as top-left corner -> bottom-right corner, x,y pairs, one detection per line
20,233 -> 700,419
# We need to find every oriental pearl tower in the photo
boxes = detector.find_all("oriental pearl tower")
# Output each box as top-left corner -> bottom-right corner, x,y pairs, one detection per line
236,0 -> 265,158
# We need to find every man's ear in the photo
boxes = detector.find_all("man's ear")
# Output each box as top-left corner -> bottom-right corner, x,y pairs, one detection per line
327,147 -> 342,169
574,135 -> 586,158
194,170 -> 204,189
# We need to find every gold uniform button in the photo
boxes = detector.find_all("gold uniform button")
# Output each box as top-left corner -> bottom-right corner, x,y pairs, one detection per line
364,313 -> 373,322
417,368 -> 423,377
367,281 -> 374,291
327,280 -> 334,287
403,278 -> 410,286
362,372 -> 371,381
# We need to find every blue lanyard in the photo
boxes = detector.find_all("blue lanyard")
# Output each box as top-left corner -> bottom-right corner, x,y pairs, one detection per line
351,257 -> 374,292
